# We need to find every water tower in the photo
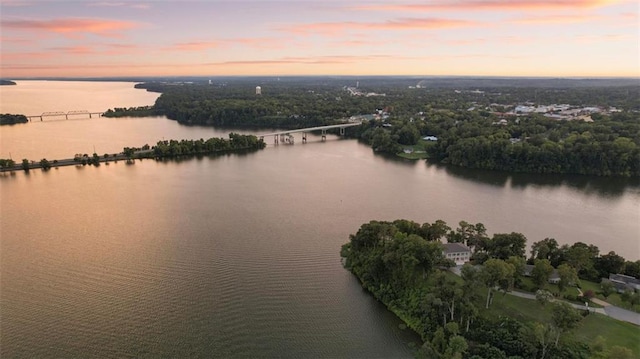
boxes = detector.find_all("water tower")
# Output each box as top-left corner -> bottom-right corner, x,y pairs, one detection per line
256,86 -> 262,95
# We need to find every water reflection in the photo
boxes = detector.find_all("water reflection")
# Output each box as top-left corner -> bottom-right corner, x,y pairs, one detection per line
427,162 -> 639,198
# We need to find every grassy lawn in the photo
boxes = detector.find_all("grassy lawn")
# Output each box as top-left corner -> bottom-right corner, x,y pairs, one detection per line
572,313 -> 640,357
472,284 -> 639,357
397,140 -> 435,160
398,151 -> 429,160
515,278 -> 605,308
579,280 -> 640,313
479,289 -> 553,323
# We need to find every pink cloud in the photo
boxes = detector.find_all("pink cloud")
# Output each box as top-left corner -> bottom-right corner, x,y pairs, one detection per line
1,18 -> 139,38
0,0 -> 33,7
87,2 -> 151,9
164,41 -> 220,51
357,0 -> 623,12
228,37 -> 289,50
46,45 -> 95,54
511,14 -> 598,24
166,37 -> 291,52
280,18 -> 478,36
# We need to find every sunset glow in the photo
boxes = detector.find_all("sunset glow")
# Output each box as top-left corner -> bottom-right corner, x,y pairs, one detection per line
1,0 -> 637,77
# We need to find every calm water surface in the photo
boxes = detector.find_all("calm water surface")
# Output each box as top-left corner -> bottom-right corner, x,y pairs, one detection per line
1,81 -> 639,358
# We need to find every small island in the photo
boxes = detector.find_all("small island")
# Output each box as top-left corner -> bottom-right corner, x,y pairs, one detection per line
0,114 -> 28,125
0,80 -> 16,86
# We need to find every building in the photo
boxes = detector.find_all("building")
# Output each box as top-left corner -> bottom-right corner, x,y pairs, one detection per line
255,86 -> 261,95
605,274 -> 640,293
443,243 -> 472,266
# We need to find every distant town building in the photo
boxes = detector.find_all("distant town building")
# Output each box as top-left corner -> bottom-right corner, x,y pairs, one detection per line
256,86 -> 262,95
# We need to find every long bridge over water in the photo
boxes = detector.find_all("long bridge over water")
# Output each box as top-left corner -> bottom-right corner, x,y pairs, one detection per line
256,122 -> 361,144
26,110 -> 104,121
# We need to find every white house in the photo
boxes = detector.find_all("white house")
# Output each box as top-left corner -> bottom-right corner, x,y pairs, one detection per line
443,243 -> 472,266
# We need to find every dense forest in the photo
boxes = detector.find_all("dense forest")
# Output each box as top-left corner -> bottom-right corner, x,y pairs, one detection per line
340,219 -> 638,359
0,113 -> 28,125
351,110 -> 640,176
132,79 -> 639,176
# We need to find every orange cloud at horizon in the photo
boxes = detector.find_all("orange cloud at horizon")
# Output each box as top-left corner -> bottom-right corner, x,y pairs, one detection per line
2,53 -> 638,78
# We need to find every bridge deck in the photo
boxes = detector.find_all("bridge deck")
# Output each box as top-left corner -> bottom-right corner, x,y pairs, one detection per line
257,122 -> 361,137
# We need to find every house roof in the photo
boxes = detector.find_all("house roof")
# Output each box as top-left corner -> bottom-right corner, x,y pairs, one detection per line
610,274 -> 640,286
443,242 -> 471,254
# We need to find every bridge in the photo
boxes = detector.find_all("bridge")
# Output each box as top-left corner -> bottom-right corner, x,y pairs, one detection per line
256,122 -> 361,144
26,110 -> 104,121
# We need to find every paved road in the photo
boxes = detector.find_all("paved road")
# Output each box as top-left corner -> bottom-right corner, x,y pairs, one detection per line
508,290 -> 607,315
601,305 -> 640,325
450,267 -> 638,325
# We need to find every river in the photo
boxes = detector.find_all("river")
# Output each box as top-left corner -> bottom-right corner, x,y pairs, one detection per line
1,81 -> 639,358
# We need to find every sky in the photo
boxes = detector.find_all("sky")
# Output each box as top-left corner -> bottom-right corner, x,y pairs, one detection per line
1,0 -> 638,78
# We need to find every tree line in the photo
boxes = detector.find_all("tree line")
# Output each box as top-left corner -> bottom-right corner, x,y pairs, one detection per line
103,106 -> 158,118
340,219 -> 637,359
2,134 -> 265,172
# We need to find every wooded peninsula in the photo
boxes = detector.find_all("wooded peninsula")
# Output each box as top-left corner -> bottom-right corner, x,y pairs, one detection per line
341,219 -> 639,359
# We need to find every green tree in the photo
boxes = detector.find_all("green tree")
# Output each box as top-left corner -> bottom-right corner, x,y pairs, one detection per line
600,281 -> 615,299
481,258 -> 515,308
39,158 -> 51,170
530,238 -> 561,264
557,263 -> 578,293
21,158 -> 30,172
623,260 -> 640,278
484,232 -> 527,260
448,221 -> 487,252
536,289 -> 554,307
566,242 -> 599,274
506,255 -> 526,289
533,322 -> 557,359
532,259 -> 554,289
421,220 -> 451,241
551,302 -> 582,346
594,251 -> 625,278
